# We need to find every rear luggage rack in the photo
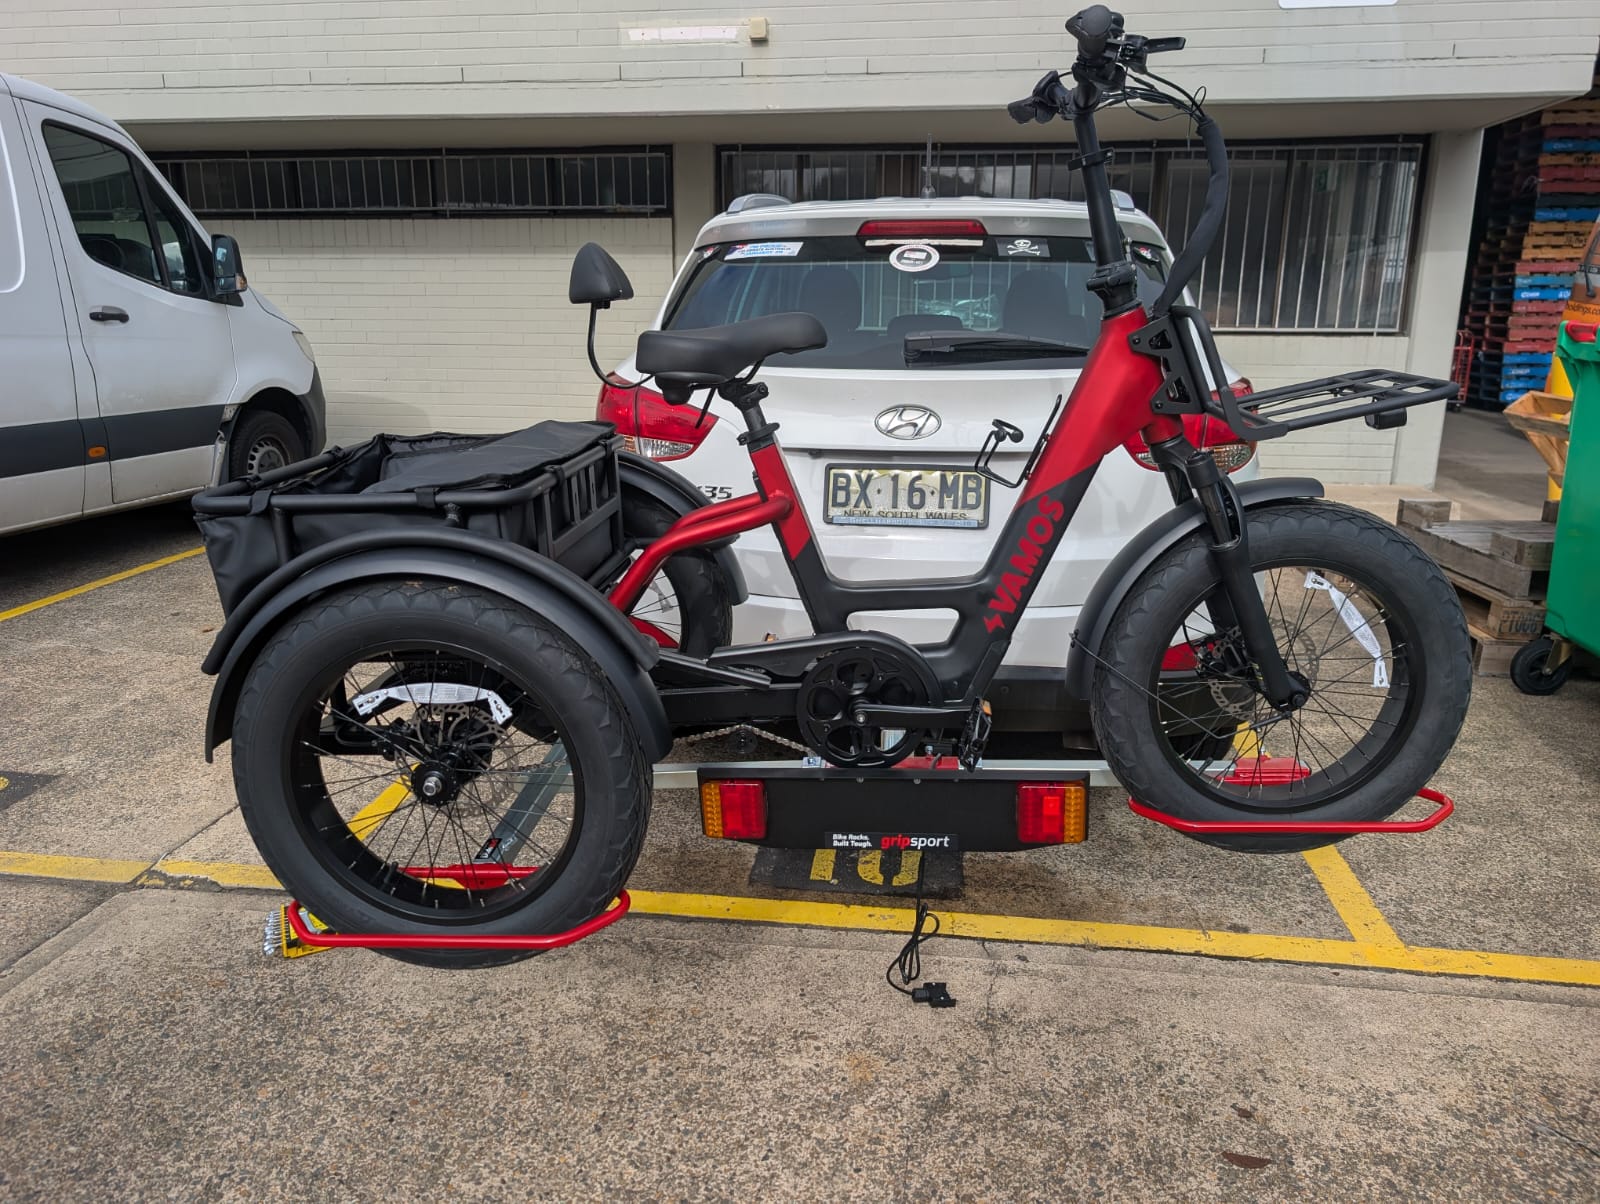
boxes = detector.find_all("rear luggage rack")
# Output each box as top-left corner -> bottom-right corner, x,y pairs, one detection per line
1133,304 -> 1459,440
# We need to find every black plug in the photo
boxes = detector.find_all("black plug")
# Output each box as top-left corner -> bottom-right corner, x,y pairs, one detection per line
911,982 -> 957,1009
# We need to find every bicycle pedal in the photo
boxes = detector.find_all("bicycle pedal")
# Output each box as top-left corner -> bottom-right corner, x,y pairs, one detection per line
957,700 -> 993,771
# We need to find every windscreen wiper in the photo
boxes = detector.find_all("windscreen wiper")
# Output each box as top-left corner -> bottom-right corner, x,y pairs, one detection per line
903,331 -> 1091,363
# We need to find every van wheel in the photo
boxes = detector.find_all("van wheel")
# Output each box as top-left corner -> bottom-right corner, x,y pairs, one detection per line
229,409 -> 304,480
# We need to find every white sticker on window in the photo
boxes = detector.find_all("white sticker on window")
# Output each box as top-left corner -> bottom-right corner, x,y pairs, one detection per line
351,683 -> 513,725
889,243 -> 940,273
1304,572 -> 1388,687
725,241 -> 803,260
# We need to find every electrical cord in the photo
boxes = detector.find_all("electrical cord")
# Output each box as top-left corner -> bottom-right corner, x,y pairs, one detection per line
884,859 -> 956,1008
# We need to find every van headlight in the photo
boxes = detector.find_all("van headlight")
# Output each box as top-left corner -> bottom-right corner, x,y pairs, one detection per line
292,330 -> 316,363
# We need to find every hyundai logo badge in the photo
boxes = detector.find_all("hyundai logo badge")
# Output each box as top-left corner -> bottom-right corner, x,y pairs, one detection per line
875,405 -> 942,440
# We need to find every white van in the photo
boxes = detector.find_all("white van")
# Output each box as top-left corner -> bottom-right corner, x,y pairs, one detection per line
0,73 -> 322,536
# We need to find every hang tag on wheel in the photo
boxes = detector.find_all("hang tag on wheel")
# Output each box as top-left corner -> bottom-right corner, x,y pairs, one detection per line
1304,571 -> 1388,688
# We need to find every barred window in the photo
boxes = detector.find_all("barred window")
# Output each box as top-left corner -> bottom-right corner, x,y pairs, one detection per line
718,141 -> 1423,333
153,148 -> 672,219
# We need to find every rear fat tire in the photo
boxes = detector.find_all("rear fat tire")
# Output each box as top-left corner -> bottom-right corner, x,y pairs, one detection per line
619,491 -> 736,656
1089,502 -> 1472,853
231,581 -> 652,968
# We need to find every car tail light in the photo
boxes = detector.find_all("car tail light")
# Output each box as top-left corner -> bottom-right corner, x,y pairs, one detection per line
700,780 -> 767,840
857,219 -> 987,244
1016,781 -> 1087,845
597,377 -> 717,461
1125,379 -> 1255,473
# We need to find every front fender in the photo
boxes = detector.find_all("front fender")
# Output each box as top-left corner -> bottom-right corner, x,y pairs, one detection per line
204,544 -> 669,763
1063,478 -> 1325,699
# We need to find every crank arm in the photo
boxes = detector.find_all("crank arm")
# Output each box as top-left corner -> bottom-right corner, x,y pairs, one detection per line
851,702 -> 970,728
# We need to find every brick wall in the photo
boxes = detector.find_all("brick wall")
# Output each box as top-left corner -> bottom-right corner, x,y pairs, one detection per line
1216,332 -> 1411,483
6,1 -> 1595,120
228,217 -> 676,444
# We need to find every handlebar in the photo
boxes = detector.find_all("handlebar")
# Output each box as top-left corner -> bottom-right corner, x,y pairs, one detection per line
1005,7 -> 1222,317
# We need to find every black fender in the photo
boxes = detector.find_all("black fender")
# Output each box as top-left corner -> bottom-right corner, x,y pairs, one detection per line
618,451 -> 749,604
1063,478 -> 1326,699
203,531 -> 669,763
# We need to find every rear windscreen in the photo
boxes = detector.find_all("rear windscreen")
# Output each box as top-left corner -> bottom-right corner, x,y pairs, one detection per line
664,234 -> 1170,369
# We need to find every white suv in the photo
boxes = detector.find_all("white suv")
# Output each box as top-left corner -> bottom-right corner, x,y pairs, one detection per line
602,194 -> 1253,747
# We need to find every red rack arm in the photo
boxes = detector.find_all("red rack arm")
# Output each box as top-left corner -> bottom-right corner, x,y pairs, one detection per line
284,891 -> 631,950
1128,789 -> 1454,835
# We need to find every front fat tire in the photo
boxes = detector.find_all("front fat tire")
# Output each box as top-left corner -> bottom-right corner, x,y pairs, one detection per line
1090,502 -> 1473,853
231,581 -> 652,968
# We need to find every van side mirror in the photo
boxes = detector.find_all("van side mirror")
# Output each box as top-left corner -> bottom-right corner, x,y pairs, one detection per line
212,234 -> 245,297
569,243 -> 633,308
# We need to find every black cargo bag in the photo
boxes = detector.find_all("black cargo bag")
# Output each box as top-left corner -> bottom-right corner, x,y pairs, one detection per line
193,421 -> 624,616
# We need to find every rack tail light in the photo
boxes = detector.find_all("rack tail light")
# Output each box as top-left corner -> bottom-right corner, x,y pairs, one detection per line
597,377 -> 717,461
1016,781 -> 1088,845
1126,380 -> 1255,473
700,780 -> 768,840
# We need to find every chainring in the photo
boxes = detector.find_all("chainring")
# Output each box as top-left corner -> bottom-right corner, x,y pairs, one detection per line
795,646 -> 931,768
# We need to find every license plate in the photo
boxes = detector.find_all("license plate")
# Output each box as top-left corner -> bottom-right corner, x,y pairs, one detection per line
823,465 -> 990,529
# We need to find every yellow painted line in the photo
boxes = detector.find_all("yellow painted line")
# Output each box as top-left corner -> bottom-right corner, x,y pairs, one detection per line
348,780 -> 411,842
2,849 -> 1597,988
142,858 -> 280,890
0,849 -> 150,884
0,547 -> 204,623
1301,845 -> 1406,948
809,849 -> 836,881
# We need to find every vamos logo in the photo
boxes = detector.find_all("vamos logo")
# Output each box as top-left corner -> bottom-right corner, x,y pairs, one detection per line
984,493 -> 1067,632
827,832 -> 959,851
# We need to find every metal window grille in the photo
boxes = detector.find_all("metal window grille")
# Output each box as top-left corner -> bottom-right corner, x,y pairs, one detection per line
153,148 -> 672,218
718,141 -> 1423,333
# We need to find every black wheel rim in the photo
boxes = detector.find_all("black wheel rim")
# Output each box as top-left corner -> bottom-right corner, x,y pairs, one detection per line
1146,561 -> 1421,810
284,639 -> 582,923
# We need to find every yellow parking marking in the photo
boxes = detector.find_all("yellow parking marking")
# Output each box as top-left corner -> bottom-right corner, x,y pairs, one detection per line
809,849 -> 836,881
1301,845 -> 1406,948
0,850 -> 150,884
349,780 -> 412,841
3,849 -> 1597,989
0,547 -> 204,624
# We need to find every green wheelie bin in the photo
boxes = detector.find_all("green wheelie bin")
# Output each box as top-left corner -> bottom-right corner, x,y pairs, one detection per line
1512,320 -> 1600,694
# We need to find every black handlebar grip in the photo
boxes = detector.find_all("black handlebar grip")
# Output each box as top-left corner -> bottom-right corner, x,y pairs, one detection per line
1065,5 -> 1121,58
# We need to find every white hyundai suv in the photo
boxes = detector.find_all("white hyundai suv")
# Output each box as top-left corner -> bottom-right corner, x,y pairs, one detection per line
602,194 -> 1254,749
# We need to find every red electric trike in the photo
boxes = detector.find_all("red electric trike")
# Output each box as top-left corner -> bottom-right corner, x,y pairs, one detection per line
195,7 -> 1469,967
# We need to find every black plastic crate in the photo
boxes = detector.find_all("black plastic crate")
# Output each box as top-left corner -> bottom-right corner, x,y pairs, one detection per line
193,421 -> 624,616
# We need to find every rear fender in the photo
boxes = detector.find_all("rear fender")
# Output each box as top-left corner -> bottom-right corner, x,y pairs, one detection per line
205,547 -> 669,762
619,451 -> 749,603
1063,478 -> 1325,699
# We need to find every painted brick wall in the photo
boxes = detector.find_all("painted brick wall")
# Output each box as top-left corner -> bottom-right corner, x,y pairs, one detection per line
228,217 -> 675,444
5,1 -> 1595,120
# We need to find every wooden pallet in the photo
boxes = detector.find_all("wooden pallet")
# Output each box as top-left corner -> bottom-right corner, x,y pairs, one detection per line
1395,513 -> 1555,598
1448,569 -> 1547,641
1468,621 -> 1523,677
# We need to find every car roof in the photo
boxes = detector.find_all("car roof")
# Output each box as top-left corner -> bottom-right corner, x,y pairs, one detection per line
0,73 -> 128,138
695,194 -> 1167,249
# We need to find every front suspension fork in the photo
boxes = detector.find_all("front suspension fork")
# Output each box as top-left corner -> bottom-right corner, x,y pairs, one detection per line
1158,438 -> 1307,712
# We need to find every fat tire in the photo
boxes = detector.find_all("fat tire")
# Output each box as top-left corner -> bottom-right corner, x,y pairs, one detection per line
231,581 -> 651,968
1090,501 -> 1472,853
619,491 -> 736,656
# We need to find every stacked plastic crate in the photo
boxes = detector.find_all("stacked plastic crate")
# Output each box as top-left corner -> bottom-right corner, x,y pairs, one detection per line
1461,79 -> 1599,409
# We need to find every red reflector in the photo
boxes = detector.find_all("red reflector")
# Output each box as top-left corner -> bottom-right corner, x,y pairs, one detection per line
702,780 -> 768,840
1017,781 -> 1083,844
596,376 -> 717,461
857,219 -> 987,240
1161,642 -> 1199,671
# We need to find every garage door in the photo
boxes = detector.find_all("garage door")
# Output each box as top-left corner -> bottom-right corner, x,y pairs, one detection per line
155,147 -> 677,446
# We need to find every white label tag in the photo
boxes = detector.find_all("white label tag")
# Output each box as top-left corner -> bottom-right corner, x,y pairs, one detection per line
1304,572 -> 1388,688
725,241 -> 803,261
351,683 -> 512,725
